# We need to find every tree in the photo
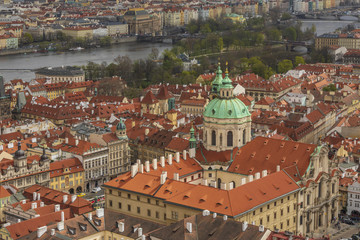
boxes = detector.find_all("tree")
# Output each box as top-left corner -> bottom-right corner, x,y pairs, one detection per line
266,28 -> 282,41
269,7 -> 281,23
200,24 -> 212,34
323,84 -> 337,91
114,55 -> 133,84
99,36 -> 111,46
148,48 -> 159,60
217,37 -> 224,52
22,33 -> 33,44
294,56 -> 305,66
283,27 -> 297,41
280,12 -> 292,21
277,59 -> 293,73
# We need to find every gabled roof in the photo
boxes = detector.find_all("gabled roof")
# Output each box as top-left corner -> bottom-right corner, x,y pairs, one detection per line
141,91 -> 158,104
156,86 -> 173,100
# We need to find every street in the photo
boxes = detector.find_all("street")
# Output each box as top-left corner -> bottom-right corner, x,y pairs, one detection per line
331,222 -> 360,240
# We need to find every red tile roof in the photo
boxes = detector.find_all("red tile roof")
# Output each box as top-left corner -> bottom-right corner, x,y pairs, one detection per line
141,91 -> 158,104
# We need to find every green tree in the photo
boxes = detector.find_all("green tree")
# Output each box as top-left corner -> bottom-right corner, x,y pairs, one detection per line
294,56 -> 305,66
200,24 -> 212,34
217,37 -> 224,52
280,12 -> 292,21
22,33 -> 33,44
266,28 -> 282,41
99,36 -> 111,46
283,27 -> 297,41
277,59 -> 293,73
323,84 -> 337,91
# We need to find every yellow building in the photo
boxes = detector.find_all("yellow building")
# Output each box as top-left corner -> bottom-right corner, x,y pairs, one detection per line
0,186 -> 11,223
50,157 -> 85,194
226,13 -> 246,23
44,82 -> 66,100
62,26 -> 93,40
103,155 -> 300,233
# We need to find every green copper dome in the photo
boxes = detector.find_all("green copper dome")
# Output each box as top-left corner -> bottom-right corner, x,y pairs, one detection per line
211,64 -> 223,94
203,98 -> 250,119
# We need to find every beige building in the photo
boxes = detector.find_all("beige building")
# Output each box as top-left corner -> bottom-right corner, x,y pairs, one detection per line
106,23 -> 128,36
89,120 -> 130,179
35,66 -> 85,83
124,8 -> 161,35
62,26 -> 93,40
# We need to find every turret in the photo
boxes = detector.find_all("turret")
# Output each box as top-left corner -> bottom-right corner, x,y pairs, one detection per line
211,62 -> 223,97
116,119 -> 127,140
219,62 -> 234,99
189,126 -> 196,149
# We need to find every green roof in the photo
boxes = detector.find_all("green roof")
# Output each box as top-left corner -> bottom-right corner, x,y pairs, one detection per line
211,64 -> 223,93
203,97 -> 250,119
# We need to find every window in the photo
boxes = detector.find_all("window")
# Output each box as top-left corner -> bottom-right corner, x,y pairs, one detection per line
260,218 -> 263,225
287,219 -> 290,226
156,200 -> 159,206
118,191 -> 121,196
287,206 -> 290,213
307,194 -> 310,205
109,200 -> 112,207
253,211 -> 256,216
109,190 -> 112,195
227,131 -> 233,147
281,209 -> 283,216
267,205 -> 270,210
267,215 -> 270,222
147,209 -> 151,216
128,205 -> 131,211
280,223 -> 283,229
147,198 -> 150,203
211,130 -> 216,146
274,201 -> 277,207
137,207 -> 140,214
332,183 -> 335,193
318,181 -> 322,198
209,173 -> 212,178
300,215 -> 303,225
260,208 -> 263,212
274,212 -> 277,219
127,194 -> 131,199
171,211 -> 178,220
156,211 -> 160,219
118,202 -> 122,209
137,196 -> 140,201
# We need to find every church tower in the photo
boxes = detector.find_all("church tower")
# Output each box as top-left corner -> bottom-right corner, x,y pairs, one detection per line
203,63 -> 252,152
116,119 -> 128,140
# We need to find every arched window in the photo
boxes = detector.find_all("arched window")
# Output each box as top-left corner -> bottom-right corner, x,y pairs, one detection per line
243,129 -> 246,145
211,130 -> 216,146
220,133 -> 222,146
227,131 -> 233,147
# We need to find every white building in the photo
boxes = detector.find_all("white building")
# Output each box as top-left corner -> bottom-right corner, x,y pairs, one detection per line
347,181 -> 360,215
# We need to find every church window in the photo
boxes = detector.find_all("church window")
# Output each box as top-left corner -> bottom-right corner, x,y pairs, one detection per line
211,131 -> 216,146
243,129 -> 246,145
228,110 -> 232,115
212,109 -> 216,115
227,131 -> 233,147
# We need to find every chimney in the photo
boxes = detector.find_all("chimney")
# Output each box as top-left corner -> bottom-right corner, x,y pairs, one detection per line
55,204 -> 60,212
255,172 -> 260,180
37,226 -> 47,238
153,159 -> 157,170
223,215 -> 228,221
145,161 -> 150,172
160,171 -> 167,184
186,222 -> 192,233
75,139 -> 79,146
139,164 -> 144,173
262,170 -> 267,177
242,221 -> 248,231
61,211 -> 65,222
65,137 -> 68,144
137,159 -> 141,166
31,202 -> 37,209
57,221 -> 64,231
131,164 -> 138,178
213,213 -> 217,218
168,154 -> 173,165
88,212 -> 92,221
145,129 -> 149,135
138,228 -> 143,237
50,229 -> 55,236
189,148 -> 195,158
63,195 -> 68,204
40,202 -> 44,207
276,165 -> 280,172
241,178 -> 246,186
37,193 -> 41,201
118,221 -> 124,232
220,182 -> 227,190
33,192 -> 37,201
21,200 -> 26,204
174,173 -> 179,181
96,208 -> 104,218
202,210 -> 210,216
71,195 -> 77,203
202,179 -> 208,186
259,225 -> 265,232
160,156 -> 165,167
248,175 -> 253,183
175,152 -> 180,163
183,150 -> 187,160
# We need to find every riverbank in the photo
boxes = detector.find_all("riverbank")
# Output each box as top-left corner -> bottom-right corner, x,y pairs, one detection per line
0,36 -> 138,57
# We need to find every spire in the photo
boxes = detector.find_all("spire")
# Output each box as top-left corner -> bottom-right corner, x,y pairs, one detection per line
211,61 -> 223,95
221,61 -> 233,89
41,146 -> 48,161
189,125 -> 196,149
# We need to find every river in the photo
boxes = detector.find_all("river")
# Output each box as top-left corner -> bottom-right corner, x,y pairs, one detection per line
0,42 -> 172,82
301,19 -> 358,35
